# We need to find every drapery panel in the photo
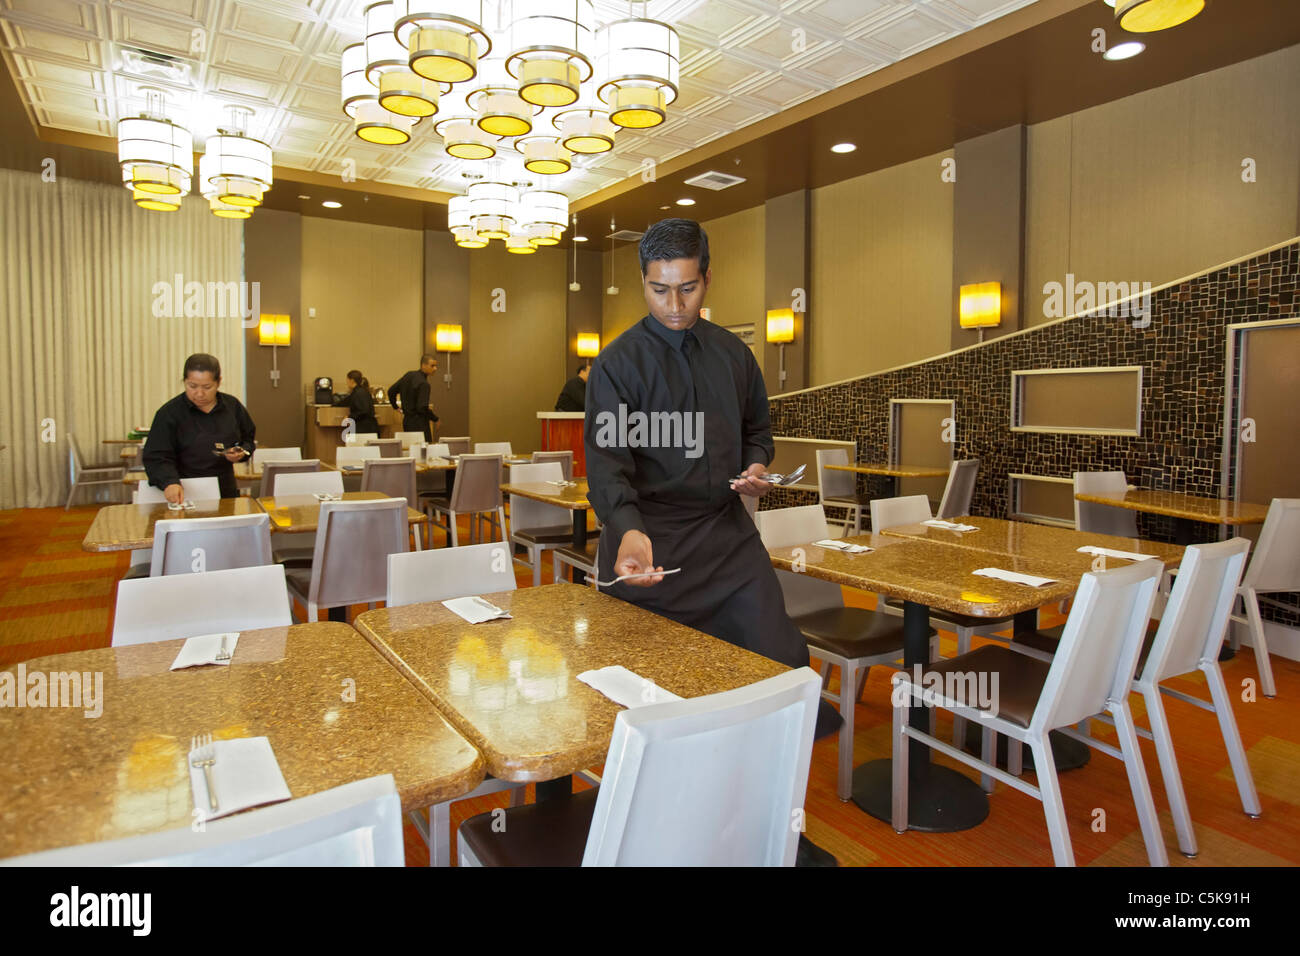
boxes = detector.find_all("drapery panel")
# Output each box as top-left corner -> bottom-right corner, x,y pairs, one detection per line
0,169 -> 245,508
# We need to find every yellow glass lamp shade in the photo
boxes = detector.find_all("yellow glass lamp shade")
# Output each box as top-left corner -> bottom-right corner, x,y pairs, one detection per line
210,198 -> 252,219
130,165 -> 185,195
518,58 -> 580,107
259,314 -> 291,346
608,86 -> 666,129
453,226 -> 488,248
959,282 -> 1002,329
133,190 -> 181,212
435,323 -> 463,352
356,121 -> 412,145
506,235 -> 537,254
1116,0 -> 1205,32
576,333 -> 600,357
378,71 -> 440,117
555,108 -> 616,153
521,139 -> 572,175
475,92 -> 532,136
766,308 -> 795,344
409,28 -> 479,83
436,116 -> 497,160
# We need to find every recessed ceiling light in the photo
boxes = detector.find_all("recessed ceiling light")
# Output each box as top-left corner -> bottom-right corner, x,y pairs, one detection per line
297,194 -> 311,199
830,143 -> 857,154
321,200 -> 342,208
659,205 -> 670,210
573,235 -> 588,242
675,198 -> 695,206
1103,40 -> 1145,60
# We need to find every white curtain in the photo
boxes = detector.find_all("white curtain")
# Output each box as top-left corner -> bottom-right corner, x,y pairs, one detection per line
0,169 -> 245,508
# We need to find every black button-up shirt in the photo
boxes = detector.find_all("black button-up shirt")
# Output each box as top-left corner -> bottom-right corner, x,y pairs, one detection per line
584,314 -> 774,545
554,375 -> 587,412
142,392 -> 257,498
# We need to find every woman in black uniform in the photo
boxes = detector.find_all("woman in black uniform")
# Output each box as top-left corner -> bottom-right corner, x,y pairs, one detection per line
345,370 -> 380,436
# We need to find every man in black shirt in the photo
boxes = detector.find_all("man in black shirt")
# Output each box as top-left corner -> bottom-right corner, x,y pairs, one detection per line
388,354 -> 439,441
143,353 -> 256,502
554,362 -> 589,412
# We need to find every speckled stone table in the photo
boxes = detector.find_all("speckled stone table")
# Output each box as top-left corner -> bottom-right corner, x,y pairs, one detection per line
1074,489 -> 1269,544
0,622 -> 485,860
256,490 -> 427,534
82,497 -> 265,552
353,581 -> 788,784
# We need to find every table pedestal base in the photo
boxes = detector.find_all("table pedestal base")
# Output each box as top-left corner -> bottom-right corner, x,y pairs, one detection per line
852,759 -> 989,833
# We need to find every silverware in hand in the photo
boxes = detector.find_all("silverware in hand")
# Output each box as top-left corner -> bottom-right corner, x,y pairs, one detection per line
190,733 -> 218,812
730,463 -> 806,487
593,567 -> 683,587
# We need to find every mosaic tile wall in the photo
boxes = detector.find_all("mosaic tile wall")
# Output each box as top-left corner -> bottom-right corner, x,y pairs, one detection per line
766,240 -> 1299,625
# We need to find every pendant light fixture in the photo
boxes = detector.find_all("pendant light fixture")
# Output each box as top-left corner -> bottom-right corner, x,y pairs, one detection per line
466,54 -> 536,136
394,0 -> 492,84
342,41 -> 417,144
568,215 -> 581,291
506,0 -> 596,108
202,106 -> 273,208
367,0 -> 441,118
117,88 -> 192,207
468,179 -> 519,240
1115,0 -> 1205,32
520,190 -> 568,245
434,113 -> 498,159
552,99 -> 617,154
595,14 -> 679,129
518,135 -> 572,175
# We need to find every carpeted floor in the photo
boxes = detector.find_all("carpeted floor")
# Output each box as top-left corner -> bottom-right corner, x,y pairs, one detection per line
2,504 -> 1296,866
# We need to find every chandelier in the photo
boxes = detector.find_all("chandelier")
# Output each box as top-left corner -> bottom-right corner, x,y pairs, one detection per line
117,89 -> 192,212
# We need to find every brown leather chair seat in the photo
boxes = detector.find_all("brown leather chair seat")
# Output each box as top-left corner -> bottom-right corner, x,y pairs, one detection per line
882,596 -> 1010,631
906,645 -> 1052,729
1012,622 -> 1158,670
792,607 -> 931,660
515,525 -> 599,547
460,789 -> 600,867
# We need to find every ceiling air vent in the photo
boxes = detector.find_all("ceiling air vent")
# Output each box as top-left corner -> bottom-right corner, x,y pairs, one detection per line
682,170 -> 747,191
607,229 -> 644,241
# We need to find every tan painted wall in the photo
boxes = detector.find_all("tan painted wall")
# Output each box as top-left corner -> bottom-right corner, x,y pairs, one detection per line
601,242 -> 646,345
300,217 -> 424,400
468,243 -> 567,452
809,149 -> 956,385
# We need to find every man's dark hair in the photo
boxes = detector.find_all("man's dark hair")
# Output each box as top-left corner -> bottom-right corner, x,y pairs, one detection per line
638,218 -> 709,277
183,353 -> 221,380
420,353 -> 437,366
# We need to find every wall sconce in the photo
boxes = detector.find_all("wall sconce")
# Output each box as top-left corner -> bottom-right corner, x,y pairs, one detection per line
576,332 -> 600,358
766,308 -> 795,388
435,323 -> 463,389
959,282 -> 1001,339
257,314 -> 291,387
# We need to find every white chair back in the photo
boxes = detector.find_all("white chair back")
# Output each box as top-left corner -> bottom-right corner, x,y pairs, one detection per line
581,668 -> 820,866
111,565 -> 292,646
150,513 -> 273,576
870,494 -> 932,531
1073,471 -> 1138,536
1032,560 -> 1163,732
754,506 -> 843,618
427,443 -> 451,460
1144,538 -> 1251,683
531,450 -> 573,479
395,431 -> 426,450
344,432 -> 380,446
387,541 -> 518,606
258,459 -> 321,498
474,442 -> 513,457
306,499 -> 408,609
134,477 -> 221,503
1242,498 -> 1300,593
336,446 -> 382,467
4,776 -> 402,866
936,458 -> 979,519
250,447 -> 302,468
816,448 -> 856,500
508,462 -> 567,532
274,471 -> 345,497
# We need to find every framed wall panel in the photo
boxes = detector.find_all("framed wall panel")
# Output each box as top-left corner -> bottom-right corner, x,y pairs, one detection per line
771,436 -> 855,493
889,399 -> 954,502
1011,367 -> 1142,435
1008,473 -> 1076,527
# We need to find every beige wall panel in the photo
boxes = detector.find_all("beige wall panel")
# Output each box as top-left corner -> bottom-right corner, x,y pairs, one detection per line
809,149 -> 955,385
698,205 -> 765,330
601,243 -> 647,344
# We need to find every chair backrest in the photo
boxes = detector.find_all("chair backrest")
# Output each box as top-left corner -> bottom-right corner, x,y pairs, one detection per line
150,513 -> 273,576
449,454 -> 504,514
250,447 -> 302,468
307,498 -> 409,608
344,432 -> 380,446
67,432 -> 89,482
442,437 -> 471,456
259,459 -> 321,497
754,506 -> 844,617
508,462 -> 567,532
387,541 -> 518,606
1073,471 -> 1138,536
936,458 -> 980,519
581,668 -> 820,866
366,439 -> 402,459
395,431 -> 426,450
274,470 -> 345,497
474,441 -> 513,457
870,494 -> 932,531
1143,538 -> 1251,683
134,477 -> 221,503
336,446 -> 382,467
531,450 -> 573,479
1242,498 -> 1300,593
111,565 -> 292,646
4,775 -> 403,867
361,458 -> 418,509
427,443 -> 451,460
1032,559 -> 1163,732
816,448 -> 856,500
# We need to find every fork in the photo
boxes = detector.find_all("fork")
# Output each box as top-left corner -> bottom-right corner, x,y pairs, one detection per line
730,463 -> 807,487
593,567 -> 683,587
190,733 -> 218,812
215,635 -> 231,662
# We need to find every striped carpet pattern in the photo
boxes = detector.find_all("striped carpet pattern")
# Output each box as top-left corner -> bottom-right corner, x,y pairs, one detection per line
1,505 -> 1296,866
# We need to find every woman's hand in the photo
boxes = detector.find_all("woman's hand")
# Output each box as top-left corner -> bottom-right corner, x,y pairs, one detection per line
163,483 -> 184,505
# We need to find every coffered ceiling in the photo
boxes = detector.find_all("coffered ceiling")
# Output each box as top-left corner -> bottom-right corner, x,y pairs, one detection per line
0,0 -> 1040,203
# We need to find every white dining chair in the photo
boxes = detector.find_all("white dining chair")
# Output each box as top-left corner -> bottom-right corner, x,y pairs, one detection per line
1074,471 -> 1138,536
457,668 -> 821,866
936,459 -> 980,519
509,461 -> 575,586
3,775 -> 403,867
815,448 -> 867,536
273,471 -> 345,497
386,541 -> 517,607
64,432 -> 125,509
1228,498 -> 1299,699
336,445 -> 382,468
111,565 -> 292,646
133,476 -> 221,503
285,498 -> 408,622
250,447 -> 302,468
150,513 -> 273,576
344,432 -> 380,446
474,441 -> 513,457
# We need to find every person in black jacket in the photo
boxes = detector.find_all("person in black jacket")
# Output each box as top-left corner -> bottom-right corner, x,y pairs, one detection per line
388,354 -> 439,441
345,370 -> 380,436
142,353 -> 256,502
554,362 -> 589,412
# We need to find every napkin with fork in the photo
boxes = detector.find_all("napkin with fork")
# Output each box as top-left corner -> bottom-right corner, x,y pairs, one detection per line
443,596 -> 512,623
577,666 -> 682,708
188,736 -> 291,821
170,633 -> 240,670
813,539 -> 874,554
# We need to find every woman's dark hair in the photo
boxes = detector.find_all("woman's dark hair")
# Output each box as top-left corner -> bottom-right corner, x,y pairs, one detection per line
183,353 -> 221,381
347,370 -> 370,391
638,218 -> 709,276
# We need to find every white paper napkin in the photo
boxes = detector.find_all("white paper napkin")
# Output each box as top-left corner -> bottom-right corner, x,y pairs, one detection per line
188,737 -> 292,822
577,665 -> 682,708
813,539 -> 874,554
973,567 -> 1058,587
443,596 -> 512,624
312,492 -> 342,501
166,500 -> 197,511
170,633 -> 240,670
1076,545 -> 1160,562
922,519 -> 978,532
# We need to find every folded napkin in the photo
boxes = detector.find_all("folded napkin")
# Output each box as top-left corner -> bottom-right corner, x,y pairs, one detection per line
813,539 -> 874,554
577,665 -> 682,708
1076,545 -> 1160,562
170,632 -> 240,670
166,500 -> 198,511
312,492 -> 342,501
188,736 -> 291,822
973,567 -> 1058,587
922,519 -> 978,532
443,596 -> 512,624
